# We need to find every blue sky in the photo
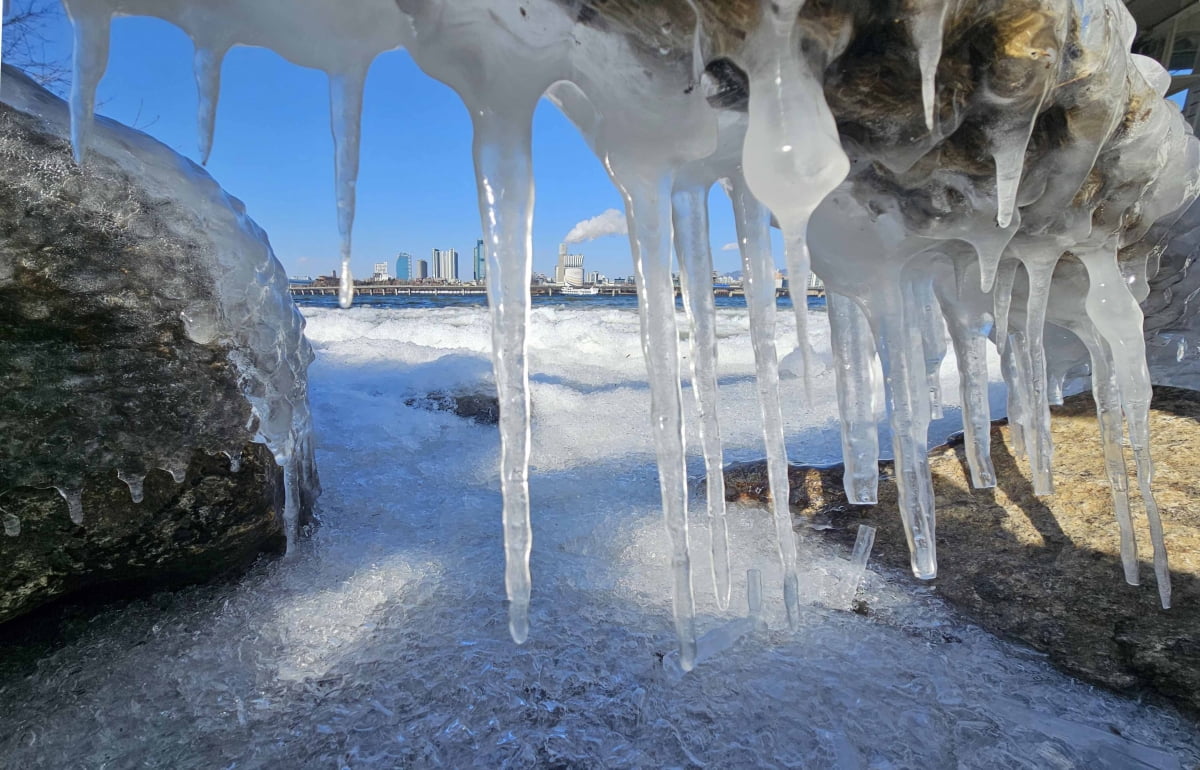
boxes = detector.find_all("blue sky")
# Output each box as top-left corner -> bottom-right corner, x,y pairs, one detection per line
3,8 -> 765,279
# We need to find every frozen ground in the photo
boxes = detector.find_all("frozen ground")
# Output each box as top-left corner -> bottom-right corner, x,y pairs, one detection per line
0,303 -> 1196,768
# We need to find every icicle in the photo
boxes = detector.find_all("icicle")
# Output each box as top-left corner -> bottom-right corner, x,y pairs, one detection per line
1069,320 -> 1139,587
870,286 -> 938,579
991,259 -> 1019,348
967,222 -> 1020,294
912,279 -> 948,421
621,172 -> 698,669
117,470 -> 145,504
935,261 -> 996,489
227,452 -> 241,473
57,488 -> 84,526
826,292 -> 880,503
282,454 -> 300,556
1001,334 -> 1030,460
162,463 -> 187,484
672,181 -> 731,610
993,144 -> 1025,229
61,0 -> 112,163
729,172 -> 801,628
3,513 -> 20,537
908,0 -> 948,132
662,567 -> 766,679
740,0 -> 849,400
1079,244 -> 1171,608
1020,258 -> 1057,496
193,45 -> 226,166
837,524 -> 876,609
470,105 -> 539,644
328,65 -> 368,310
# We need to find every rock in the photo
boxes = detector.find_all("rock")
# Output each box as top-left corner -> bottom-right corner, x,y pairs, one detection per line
722,387 -> 1200,717
0,445 -> 286,625
405,391 -> 502,425
0,67 -> 317,624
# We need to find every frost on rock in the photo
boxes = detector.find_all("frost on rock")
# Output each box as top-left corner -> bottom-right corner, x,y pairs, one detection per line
1,65 -> 317,550
55,0 -> 1200,654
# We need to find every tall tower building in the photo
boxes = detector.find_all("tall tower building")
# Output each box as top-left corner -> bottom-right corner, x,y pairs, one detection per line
416,259 -> 429,280
473,239 -> 486,282
555,243 -> 585,284
395,252 -> 412,281
432,248 -> 459,281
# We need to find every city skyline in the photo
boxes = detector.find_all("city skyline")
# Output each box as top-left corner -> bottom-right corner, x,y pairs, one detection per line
294,241 -> 620,283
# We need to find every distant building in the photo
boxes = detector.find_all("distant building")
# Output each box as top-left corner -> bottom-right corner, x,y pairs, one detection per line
416,259 -> 429,280
372,262 -> 390,282
563,267 -> 585,287
586,271 -> 606,285
288,275 -> 315,286
473,239 -> 486,282
395,252 -> 412,281
432,248 -> 459,281
555,243 -> 584,284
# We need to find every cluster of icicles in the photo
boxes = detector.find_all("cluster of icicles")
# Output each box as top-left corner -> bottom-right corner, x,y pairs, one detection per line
58,0 -> 1198,669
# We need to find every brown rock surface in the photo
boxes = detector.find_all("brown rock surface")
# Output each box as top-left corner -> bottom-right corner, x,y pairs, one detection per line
0,444 -> 287,626
723,387 -> 1200,716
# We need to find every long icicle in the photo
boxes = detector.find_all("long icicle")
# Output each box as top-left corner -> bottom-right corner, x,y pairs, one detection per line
912,278 -> 948,421
1068,319 -> 1140,586
1021,257 -> 1057,496
1079,244 -> 1171,608
328,64 -> 368,309
672,182 -> 732,610
62,0 -> 112,163
871,283 -> 938,579
934,262 -> 996,488
193,44 -> 227,166
729,172 -> 802,628
472,104 -> 538,643
827,291 -> 880,503
624,172 -> 698,668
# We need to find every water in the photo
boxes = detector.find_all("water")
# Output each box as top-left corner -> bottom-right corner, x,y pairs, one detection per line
0,301 -> 1196,768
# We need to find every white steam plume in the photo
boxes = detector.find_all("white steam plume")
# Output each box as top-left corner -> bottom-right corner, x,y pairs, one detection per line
564,208 -> 627,244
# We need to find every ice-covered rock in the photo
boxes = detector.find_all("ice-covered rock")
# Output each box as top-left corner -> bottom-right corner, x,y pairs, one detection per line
0,66 -> 318,622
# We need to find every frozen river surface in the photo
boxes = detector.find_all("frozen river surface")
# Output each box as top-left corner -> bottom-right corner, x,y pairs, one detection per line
0,302 -> 1196,768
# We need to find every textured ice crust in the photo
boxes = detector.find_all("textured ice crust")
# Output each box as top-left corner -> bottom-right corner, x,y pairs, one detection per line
0,65 -> 317,546
0,305 -> 1196,767
58,0 -> 1200,656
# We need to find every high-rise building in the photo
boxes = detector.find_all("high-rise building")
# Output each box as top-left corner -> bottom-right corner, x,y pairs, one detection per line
416,259 -> 429,280
473,239 -> 486,282
555,243 -> 584,284
372,262 -> 390,282
395,252 -> 412,281
431,248 -> 459,281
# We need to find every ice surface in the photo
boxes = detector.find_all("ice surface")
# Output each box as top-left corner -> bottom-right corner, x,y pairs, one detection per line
1,304 -> 1196,767
53,0 -> 1200,650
